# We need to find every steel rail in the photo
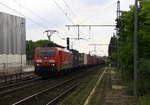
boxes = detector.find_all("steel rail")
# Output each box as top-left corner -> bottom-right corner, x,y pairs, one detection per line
47,68 -> 103,105
0,77 -> 40,91
0,77 -> 42,95
47,67 -> 105,105
12,71 -> 91,105
46,83 -> 79,105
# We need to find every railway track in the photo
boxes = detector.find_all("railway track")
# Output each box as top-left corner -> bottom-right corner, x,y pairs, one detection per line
0,66 -> 102,105
12,68 -> 100,105
0,77 -> 41,95
46,83 -> 79,105
0,76 -> 61,105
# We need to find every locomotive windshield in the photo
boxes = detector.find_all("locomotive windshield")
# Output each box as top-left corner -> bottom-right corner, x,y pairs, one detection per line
37,49 -> 55,56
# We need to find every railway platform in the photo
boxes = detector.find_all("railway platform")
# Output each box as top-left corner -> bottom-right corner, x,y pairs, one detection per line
102,67 -> 139,105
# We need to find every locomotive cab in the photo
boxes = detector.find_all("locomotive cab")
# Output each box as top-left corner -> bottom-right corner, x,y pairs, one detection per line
34,48 -> 60,76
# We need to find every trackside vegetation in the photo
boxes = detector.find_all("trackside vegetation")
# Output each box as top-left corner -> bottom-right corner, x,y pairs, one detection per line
108,0 -> 150,103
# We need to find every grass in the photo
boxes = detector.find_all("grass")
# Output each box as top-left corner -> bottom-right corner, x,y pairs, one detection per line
140,95 -> 150,105
87,75 -> 106,105
57,66 -> 105,105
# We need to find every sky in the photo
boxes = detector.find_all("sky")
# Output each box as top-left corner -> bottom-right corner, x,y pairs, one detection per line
0,0 -> 135,56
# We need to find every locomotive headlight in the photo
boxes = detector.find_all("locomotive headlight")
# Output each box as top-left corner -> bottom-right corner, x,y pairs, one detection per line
36,60 -> 43,63
51,64 -> 55,66
49,60 -> 55,63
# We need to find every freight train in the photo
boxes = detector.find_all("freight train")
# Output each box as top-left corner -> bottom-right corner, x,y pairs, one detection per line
34,47 -> 104,77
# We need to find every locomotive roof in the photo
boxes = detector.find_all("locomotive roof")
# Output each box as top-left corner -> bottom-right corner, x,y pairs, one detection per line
35,47 -> 72,53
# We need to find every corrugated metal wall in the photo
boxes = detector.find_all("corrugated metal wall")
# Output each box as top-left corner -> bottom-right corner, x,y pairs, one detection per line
0,12 -> 26,73
0,12 -> 26,55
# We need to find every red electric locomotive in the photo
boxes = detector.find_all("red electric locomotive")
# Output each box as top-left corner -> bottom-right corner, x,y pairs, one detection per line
34,47 -> 72,77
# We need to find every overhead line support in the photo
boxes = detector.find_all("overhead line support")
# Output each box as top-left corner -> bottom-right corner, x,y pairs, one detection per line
134,0 -> 138,97
66,24 -> 116,40
116,0 -> 121,68
66,25 -> 116,27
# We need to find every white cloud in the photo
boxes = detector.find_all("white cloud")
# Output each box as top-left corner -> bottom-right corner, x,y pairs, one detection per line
0,0 -> 134,56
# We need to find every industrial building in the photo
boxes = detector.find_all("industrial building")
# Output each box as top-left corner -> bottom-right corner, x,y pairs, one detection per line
0,12 -> 26,73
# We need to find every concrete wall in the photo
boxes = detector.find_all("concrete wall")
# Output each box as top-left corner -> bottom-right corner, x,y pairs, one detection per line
0,54 -> 26,66
0,54 -> 26,73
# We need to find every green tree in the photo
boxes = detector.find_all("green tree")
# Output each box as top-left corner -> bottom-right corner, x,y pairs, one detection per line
109,0 -> 150,95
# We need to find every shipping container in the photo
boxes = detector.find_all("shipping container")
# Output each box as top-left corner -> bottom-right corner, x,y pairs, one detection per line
84,54 -> 88,65
87,54 -> 93,65
79,53 -> 84,67
70,49 -> 79,68
93,55 -> 97,65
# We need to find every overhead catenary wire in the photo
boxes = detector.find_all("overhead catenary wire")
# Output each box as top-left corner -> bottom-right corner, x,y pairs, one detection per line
50,0 -> 85,42
61,0 -> 83,24
61,0 -> 77,18
0,1 -> 46,30
80,1 -> 115,24
11,0 -> 59,28
61,0 -> 83,37
51,0 -> 75,25
1,0 -> 67,41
